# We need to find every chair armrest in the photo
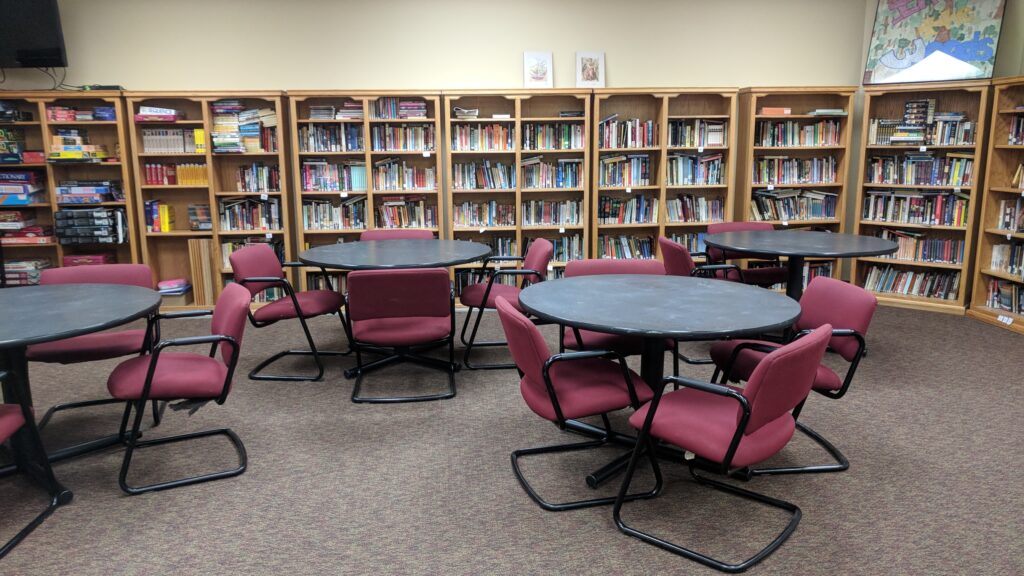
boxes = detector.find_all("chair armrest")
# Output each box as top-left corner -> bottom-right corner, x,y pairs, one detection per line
236,276 -> 288,285
282,261 -> 306,268
692,263 -> 742,281
690,251 -> 708,259
483,255 -> 524,265
156,310 -> 213,321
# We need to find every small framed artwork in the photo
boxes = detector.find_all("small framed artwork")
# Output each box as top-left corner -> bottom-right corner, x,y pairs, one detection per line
575,51 -> 605,88
523,51 -> 554,89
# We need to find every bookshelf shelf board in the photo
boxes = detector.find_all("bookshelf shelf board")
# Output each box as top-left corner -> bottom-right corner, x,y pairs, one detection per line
859,220 -> 968,231
449,150 -> 515,155
217,229 -> 286,236
1,242 -> 57,248
450,118 -> 516,123
378,226 -> 439,232
993,144 -> 1024,150
297,119 -> 365,124
369,150 -> 436,156
140,184 -> 209,190
752,182 -> 842,188
297,151 -> 365,157
752,145 -> 845,151
144,231 -> 213,237
372,188 -> 438,194
0,163 -> 47,168
857,256 -> 964,270
213,152 -> 280,157
521,187 -> 585,193
214,191 -> 283,197
750,218 -> 841,226
966,307 -> 1024,335
452,188 -> 516,194
597,185 -> 660,192
135,120 -> 205,126
521,116 -> 586,122
864,144 -> 975,150
3,121 -> 40,126
997,108 -> 1024,114
303,228 -> 367,235
980,268 -> 1024,282
598,146 -> 661,153
668,114 -> 731,120
987,187 -> 1024,194
871,292 -> 965,314
597,222 -> 661,229
49,161 -> 123,166
521,224 -> 584,231
862,183 -> 971,190
664,184 -> 729,190
452,225 -> 518,232
21,203 -> 52,208
299,190 -> 368,197
368,118 -> 435,124
985,228 -> 1024,239
663,220 -> 726,227
136,152 -> 208,158
46,121 -> 118,126
754,114 -> 849,119
57,201 -> 126,207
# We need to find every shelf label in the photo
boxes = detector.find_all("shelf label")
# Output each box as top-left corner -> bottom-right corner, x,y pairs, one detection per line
781,220 -> 789,226
260,193 -> 268,200
559,226 -> 565,233
625,187 -> 632,194
479,227 -> 485,234
997,314 -> 1014,325
697,146 -> 704,153
341,191 -> 349,198
265,232 -> 273,239
547,264 -> 554,272
767,184 -> 775,191
919,146 -> 927,152
422,151 -> 431,158
1009,233 -> 1014,241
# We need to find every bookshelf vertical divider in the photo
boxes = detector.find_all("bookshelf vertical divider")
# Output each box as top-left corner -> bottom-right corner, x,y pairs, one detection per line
852,80 -> 989,315
966,76 -> 1024,333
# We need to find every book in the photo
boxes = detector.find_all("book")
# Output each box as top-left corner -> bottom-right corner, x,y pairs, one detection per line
760,107 -> 792,115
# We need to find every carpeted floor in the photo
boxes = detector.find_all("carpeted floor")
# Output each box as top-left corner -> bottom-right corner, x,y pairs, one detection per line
1,305 -> 1022,575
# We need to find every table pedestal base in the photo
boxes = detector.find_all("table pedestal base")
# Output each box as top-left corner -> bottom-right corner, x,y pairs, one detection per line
786,255 -> 805,301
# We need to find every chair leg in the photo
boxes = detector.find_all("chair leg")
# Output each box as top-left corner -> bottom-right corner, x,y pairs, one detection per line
615,456 -> 801,573
118,401 -> 247,495
248,314 -> 348,382
512,422 -> 662,512
350,341 -> 457,404
743,421 -> 849,477
461,306 -> 516,371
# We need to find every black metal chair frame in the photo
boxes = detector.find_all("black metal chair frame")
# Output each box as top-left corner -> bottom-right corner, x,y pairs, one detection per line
238,262 -> 349,382
345,287 -> 458,404
712,328 -> 866,478
460,255 -> 545,370
511,349 -> 663,511
613,375 -> 802,573
115,311 -> 246,495
0,370 -> 73,559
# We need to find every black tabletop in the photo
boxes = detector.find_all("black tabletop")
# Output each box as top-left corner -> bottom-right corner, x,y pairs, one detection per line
299,239 -> 492,270
519,275 -> 801,340
704,230 -> 897,259
0,284 -> 161,349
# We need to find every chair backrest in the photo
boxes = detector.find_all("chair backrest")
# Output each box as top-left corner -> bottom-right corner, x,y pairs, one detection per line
359,229 -> 435,241
521,238 -> 554,285
347,268 -> 451,321
742,324 -> 832,434
796,276 -> 877,361
495,296 -> 551,399
707,221 -> 776,262
40,263 -> 153,288
564,258 -> 665,277
658,237 -> 696,277
210,282 -> 251,366
229,243 -> 284,298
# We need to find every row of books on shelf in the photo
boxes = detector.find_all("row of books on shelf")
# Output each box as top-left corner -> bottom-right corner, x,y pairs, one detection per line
307,102 -> 364,120
236,162 -> 280,193
521,199 -> 582,226
454,269 -> 516,295
300,158 -> 366,192
522,157 -> 582,189
990,243 -> 1024,277
750,189 -> 837,221
453,161 -> 515,190
1009,116 -> 1024,146
875,228 -> 965,265
666,193 -> 726,223
371,125 -> 435,152
2,258 -> 50,286
667,232 -> 707,255
0,101 -> 33,122
539,234 -> 584,262
997,197 -> 1024,232
862,190 -> 969,227
301,197 -> 367,230
220,238 -> 284,269
599,154 -> 649,187
452,201 -> 515,228
861,264 -> 960,300
521,123 -> 584,151
867,117 -> 974,146
756,119 -> 841,147
599,116 -> 657,149
140,128 -> 207,154
752,156 -> 836,185
865,152 -> 973,187
373,159 -> 435,191
298,124 -> 363,153
668,119 -> 726,148
374,98 -> 428,120
54,208 -> 127,245
210,100 -> 278,154
220,197 -> 281,231
757,261 -> 833,291
49,129 -> 114,163
450,124 -> 513,152
376,196 -> 437,228
986,281 -> 1023,315
666,153 -> 724,186
143,201 -> 210,232
47,105 -> 115,122
142,163 -> 208,186
598,194 -> 657,224
596,234 -> 654,259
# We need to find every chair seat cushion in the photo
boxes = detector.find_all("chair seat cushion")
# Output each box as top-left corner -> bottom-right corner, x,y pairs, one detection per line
107,352 -> 228,401
0,404 -> 26,445
739,266 -> 788,287
352,316 -> 451,347
459,282 -> 522,310
26,329 -> 148,364
562,328 -> 673,356
521,358 -> 653,422
629,387 -> 795,469
710,340 -> 843,391
252,290 -> 343,323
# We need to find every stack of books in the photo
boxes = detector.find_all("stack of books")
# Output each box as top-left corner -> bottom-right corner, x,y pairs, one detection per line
0,210 -> 35,230
48,129 -> 111,163
54,208 -> 127,245
187,238 -> 215,306
0,127 -> 26,162
336,101 -> 364,120
0,101 -> 32,122
1,225 -> 54,245
0,171 -> 45,205
4,258 -> 51,285
211,99 -> 245,153
56,179 -> 123,203
188,203 -> 212,231
134,105 -> 180,122
158,278 -> 193,306
373,98 -> 428,120
453,107 -> 479,119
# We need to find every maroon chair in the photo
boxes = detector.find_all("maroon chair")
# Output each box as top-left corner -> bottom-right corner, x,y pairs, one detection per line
496,297 -> 661,511
0,371 -> 70,559
345,268 -> 457,403
460,238 -> 553,370
230,243 -> 347,381
613,325 -> 832,573
106,283 -> 251,495
709,276 -> 878,476
658,236 -> 741,279
25,264 -> 161,432
359,229 -> 434,241
706,221 -> 789,288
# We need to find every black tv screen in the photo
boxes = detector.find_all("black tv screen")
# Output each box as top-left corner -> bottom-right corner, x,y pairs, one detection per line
0,0 -> 67,68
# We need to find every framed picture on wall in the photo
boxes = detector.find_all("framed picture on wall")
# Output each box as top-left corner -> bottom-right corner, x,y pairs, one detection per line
864,0 -> 1005,84
575,51 -> 605,88
523,51 -> 553,89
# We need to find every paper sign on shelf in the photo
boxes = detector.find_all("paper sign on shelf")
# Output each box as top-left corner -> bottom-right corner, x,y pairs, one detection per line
265,232 -> 273,239
479,227 -> 485,234
422,151 -> 431,158
625,187 -> 632,194
697,146 -> 704,153
767,184 -> 775,191
781,221 -> 789,226
919,146 -> 927,152
341,192 -> 348,198
559,226 -> 565,233
260,193 -> 268,201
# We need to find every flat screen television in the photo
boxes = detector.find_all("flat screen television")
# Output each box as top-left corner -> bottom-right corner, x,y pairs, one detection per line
0,0 -> 67,68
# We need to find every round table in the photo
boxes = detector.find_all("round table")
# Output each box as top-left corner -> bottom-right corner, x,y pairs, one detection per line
300,239 -> 492,270
0,284 -> 161,498
704,230 -> 898,300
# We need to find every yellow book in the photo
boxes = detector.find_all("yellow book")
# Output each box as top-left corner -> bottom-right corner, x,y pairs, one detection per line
194,129 -> 206,153
158,204 -> 175,231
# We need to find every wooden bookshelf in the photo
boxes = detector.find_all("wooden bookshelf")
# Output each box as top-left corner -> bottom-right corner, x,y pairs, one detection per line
443,89 -> 590,292
851,80 -> 989,315
736,86 -> 855,285
592,89 -> 737,262
967,76 -> 1024,333
126,91 -> 291,309
287,90 -> 442,291
1,91 -> 140,286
